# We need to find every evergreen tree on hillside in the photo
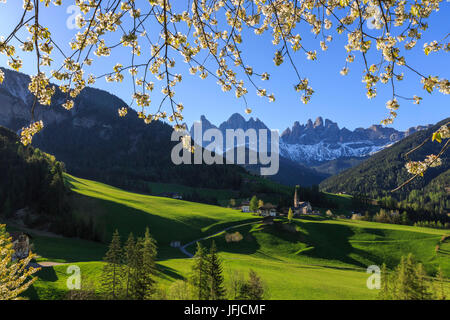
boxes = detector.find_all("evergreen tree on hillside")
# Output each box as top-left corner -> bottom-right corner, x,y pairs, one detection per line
401,211 -> 410,225
130,228 -> 158,300
380,253 -> 437,300
378,263 -> 390,300
395,255 -> 418,299
416,263 -> 432,300
288,208 -> 294,223
123,233 -> 136,299
249,196 -> 258,213
207,241 -> 226,300
434,267 -> 447,300
101,230 -> 123,299
239,269 -> 265,300
141,228 -> 158,299
129,237 -> 144,299
190,242 -> 210,300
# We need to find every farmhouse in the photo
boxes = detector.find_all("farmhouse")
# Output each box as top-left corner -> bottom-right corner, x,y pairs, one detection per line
241,200 -> 250,213
258,203 -> 277,217
9,231 -> 32,260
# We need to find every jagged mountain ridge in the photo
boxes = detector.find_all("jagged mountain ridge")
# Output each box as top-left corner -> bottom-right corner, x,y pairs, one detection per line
191,113 -> 432,164
319,117 -> 450,214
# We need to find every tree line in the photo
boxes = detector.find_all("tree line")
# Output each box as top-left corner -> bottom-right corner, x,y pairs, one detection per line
351,208 -> 450,230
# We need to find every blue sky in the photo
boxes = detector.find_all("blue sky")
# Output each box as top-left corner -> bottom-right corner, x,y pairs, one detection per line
0,2 -> 448,132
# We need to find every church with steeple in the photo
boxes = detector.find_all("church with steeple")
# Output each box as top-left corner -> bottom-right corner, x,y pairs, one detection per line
293,185 -> 312,215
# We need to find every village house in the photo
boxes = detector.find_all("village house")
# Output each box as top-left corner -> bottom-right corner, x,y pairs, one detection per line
157,192 -> 183,200
241,200 -> 250,213
9,231 -> 32,260
170,241 -> 181,248
351,213 -> 362,220
258,203 -> 277,217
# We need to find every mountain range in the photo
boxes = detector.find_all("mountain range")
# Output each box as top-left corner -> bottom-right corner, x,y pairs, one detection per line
319,118 -> 449,214
0,67 -> 443,192
190,113 -> 432,174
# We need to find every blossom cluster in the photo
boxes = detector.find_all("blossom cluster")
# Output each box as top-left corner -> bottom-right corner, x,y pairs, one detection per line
0,0 -> 447,151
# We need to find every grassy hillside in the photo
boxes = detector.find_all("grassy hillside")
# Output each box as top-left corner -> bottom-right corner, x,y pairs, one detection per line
14,175 -> 449,300
65,174 -> 260,245
189,217 -> 450,276
26,216 -> 450,300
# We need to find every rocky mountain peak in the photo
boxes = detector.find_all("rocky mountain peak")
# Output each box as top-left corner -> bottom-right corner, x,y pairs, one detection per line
314,117 -> 324,128
324,119 -> 338,128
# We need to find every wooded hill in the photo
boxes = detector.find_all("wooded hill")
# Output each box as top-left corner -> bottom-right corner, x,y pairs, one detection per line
320,118 -> 450,214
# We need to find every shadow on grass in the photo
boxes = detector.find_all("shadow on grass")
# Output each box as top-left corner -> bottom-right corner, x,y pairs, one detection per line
199,224 -> 262,256
23,267 -> 62,300
297,220 -> 380,268
35,266 -> 59,282
156,264 -> 185,281
205,219 -> 385,269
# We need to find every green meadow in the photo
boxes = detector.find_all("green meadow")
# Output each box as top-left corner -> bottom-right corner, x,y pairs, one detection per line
20,175 -> 450,300
66,174 -> 260,245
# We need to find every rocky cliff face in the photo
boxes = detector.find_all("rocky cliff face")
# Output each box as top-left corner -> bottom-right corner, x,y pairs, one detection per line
0,68 -> 71,130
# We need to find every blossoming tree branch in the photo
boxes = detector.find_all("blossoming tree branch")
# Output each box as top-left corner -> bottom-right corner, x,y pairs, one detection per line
0,0 -> 448,190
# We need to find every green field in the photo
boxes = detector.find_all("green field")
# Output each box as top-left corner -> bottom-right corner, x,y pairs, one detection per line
66,174 -> 260,245
18,175 -> 450,300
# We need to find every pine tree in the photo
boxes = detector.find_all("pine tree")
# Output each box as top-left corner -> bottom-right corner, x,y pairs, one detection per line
434,267 -> 447,300
101,229 -> 123,299
288,208 -> 293,223
393,254 -> 429,300
239,269 -> 264,300
123,233 -> 136,299
416,263 -> 432,300
129,236 -> 144,299
401,211 -> 410,225
227,269 -> 245,300
130,228 -> 158,300
378,263 -> 391,300
395,255 -> 416,299
207,241 -> 226,300
249,196 -> 258,213
190,242 -> 210,300
141,227 -> 158,299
